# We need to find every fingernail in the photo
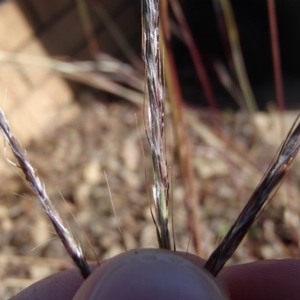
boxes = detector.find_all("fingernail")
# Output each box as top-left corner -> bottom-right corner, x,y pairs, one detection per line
74,249 -> 229,300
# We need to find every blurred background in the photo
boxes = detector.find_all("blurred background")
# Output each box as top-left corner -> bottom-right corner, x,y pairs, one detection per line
0,0 -> 300,297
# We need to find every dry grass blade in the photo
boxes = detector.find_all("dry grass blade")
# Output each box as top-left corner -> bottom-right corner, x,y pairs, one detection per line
142,0 -> 171,249
204,115 -> 300,276
0,51 -> 144,104
0,109 -> 91,279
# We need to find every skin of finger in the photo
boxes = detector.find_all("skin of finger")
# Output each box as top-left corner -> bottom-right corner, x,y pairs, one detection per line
11,256 -> 300,300
219,259 -> 300,300
11,251 -> 220,300
10,265 -> 98,300
10,268 -> 84,300
73,249 -> 228,300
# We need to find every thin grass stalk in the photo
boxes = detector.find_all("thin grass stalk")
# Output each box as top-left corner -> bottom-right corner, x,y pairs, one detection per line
212,59 -> 248,111
95,53 -> 144,91
212,0 -> 233,69
0,109 -> 91,278
212,59 -> 259,141
76,0 -> 145,94
142,0 -> 171,249
204,116 -> 300,276
160,0 -> 202,256
169,0 -> 219,117
92,2 -> 144,72
76,0 -> 100,58
267,0 -> 285,133
217,0 -> 257,112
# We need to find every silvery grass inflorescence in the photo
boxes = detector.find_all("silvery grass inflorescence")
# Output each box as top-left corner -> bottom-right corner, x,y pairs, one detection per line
142,0 -> 171,250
